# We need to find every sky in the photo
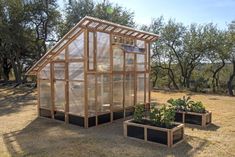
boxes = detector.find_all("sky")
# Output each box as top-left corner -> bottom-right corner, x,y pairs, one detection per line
58,0 -> 235,29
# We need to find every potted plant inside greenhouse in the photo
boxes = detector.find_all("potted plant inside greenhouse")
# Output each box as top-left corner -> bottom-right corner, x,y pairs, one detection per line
123,104 -> 185,147
167,96 -> 212,127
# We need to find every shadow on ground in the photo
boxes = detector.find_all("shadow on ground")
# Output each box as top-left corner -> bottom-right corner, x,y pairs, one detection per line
3,117 -> 211,157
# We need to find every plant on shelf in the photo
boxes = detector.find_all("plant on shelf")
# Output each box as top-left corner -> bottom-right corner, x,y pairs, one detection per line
190,101 -> 206,113
167,96 -> 193,111
133,103 -> 145,123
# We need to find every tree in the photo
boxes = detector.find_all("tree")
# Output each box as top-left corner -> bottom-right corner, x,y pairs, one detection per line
227,21 -> 235,96
60,0 -> 135,36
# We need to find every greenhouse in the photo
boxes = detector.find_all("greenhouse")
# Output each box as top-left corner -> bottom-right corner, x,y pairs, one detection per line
26,16 -> 159,128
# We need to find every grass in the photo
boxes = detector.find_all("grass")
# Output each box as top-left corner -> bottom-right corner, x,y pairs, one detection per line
0,86 -> 235,157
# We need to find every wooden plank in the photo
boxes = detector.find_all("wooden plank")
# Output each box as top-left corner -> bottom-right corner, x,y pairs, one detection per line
84,29 -> 89,128
37,74 -> 40,116
50,63 -> 55,119
110,34 -> 113,122
65,47 -> 69,124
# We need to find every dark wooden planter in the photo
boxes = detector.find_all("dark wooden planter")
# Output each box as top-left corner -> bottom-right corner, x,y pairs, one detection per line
174,111 -> 212,127
124,119 -> 185,147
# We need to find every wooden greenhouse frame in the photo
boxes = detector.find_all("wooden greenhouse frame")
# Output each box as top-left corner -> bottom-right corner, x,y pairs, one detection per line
26,16 -> 159,128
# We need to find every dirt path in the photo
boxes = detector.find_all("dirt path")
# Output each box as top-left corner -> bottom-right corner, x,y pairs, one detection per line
0,87 -> 235,157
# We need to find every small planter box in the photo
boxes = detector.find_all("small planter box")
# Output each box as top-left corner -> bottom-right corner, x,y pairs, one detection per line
124,119 -> 185,147
174,111 -> 212,127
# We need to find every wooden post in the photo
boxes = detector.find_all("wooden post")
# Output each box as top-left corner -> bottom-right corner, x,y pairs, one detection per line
110,34 -> 113,122
65,47 -> 69,123
37,74 -> 40,116
50,63 -> 55,119
84,29 -> 89,128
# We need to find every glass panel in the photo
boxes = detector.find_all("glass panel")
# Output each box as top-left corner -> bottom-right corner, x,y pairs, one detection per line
69,62 -> 84,80
54,63 -> 65,80
54,49 -> 65,60
96,32 -> 110,72
137,73 -> 145,104
125,74 -> 134,107
39,80 -> 51,108
97,74 -> 110,113
113,74 -> 123,111
146,43 -> 149,70
69,82 -> 84,116
39,63 -> 50,79
146,73 -> 149,103
54,81 -> 65,110
113,47 -> 124,71
136,54 -> 145,71
68,32 -> 84,59
136,40 -> 145,48
125,53 -> 135,71
88,75 -> 96,116
88,32 -> 94,70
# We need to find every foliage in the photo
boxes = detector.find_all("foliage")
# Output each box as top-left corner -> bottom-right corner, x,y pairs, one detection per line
167,96 -> 193,111
149,105 -> 175,128
190,101 -> 206,113
133,104 -> 145,123
168,96 -> 207,113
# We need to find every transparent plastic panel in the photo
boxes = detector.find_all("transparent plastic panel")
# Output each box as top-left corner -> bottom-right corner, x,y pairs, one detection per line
39,63 -> 50,79
54,63 -> 65,80
68,32 -> 84,59
137,73 -> 145,104
96,32 -> 110,72
136,40 -> 145,48
136,54 -> 145,71
69,82 -> 84,116
97,74 -> 111,113
113,47 -> 124,71
54,81 -> 65,111
39,80 -> 51,108
88,32 -> 94,70
87,75 -> 96,116
69,62 -> 84,80
113,74 -> 123,111
125,53 -> 135,71
146,43 -> 149,70
146,73 -> 150,103
125,74 -> 134,107
54,49 -> 65,60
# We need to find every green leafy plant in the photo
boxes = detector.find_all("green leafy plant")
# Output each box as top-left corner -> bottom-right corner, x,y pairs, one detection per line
190,101 -> 206,113
149,105 -> 175,128
167,96 -> 193,111
133,103 -> 145,122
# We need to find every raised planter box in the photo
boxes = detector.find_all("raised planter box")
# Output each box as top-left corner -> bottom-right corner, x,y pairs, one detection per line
174,111 -> 212,127
124,119 -> 185,147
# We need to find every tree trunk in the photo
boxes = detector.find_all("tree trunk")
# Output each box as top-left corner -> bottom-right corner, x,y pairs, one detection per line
2,58 -> 11,82
212,61 -> 225,93
227,61 -> 235,96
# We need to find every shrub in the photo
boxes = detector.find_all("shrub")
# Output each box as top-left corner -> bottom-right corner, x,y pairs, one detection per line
167,96 -> 193,111
150,105 -> 175,127
190,101 -> 206,113
133,104 -> 145,122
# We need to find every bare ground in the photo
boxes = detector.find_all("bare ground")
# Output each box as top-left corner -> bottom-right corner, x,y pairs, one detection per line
0,86 -> 235,157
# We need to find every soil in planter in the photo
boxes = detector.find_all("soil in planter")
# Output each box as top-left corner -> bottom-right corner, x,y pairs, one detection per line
147,128 -> 168,145
127,125 -> 145,140
185,114 -> 202,125
131,119 -> 178,129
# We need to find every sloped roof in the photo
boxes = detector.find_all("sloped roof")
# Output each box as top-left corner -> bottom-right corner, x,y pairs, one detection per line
26,16 -> 159,75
